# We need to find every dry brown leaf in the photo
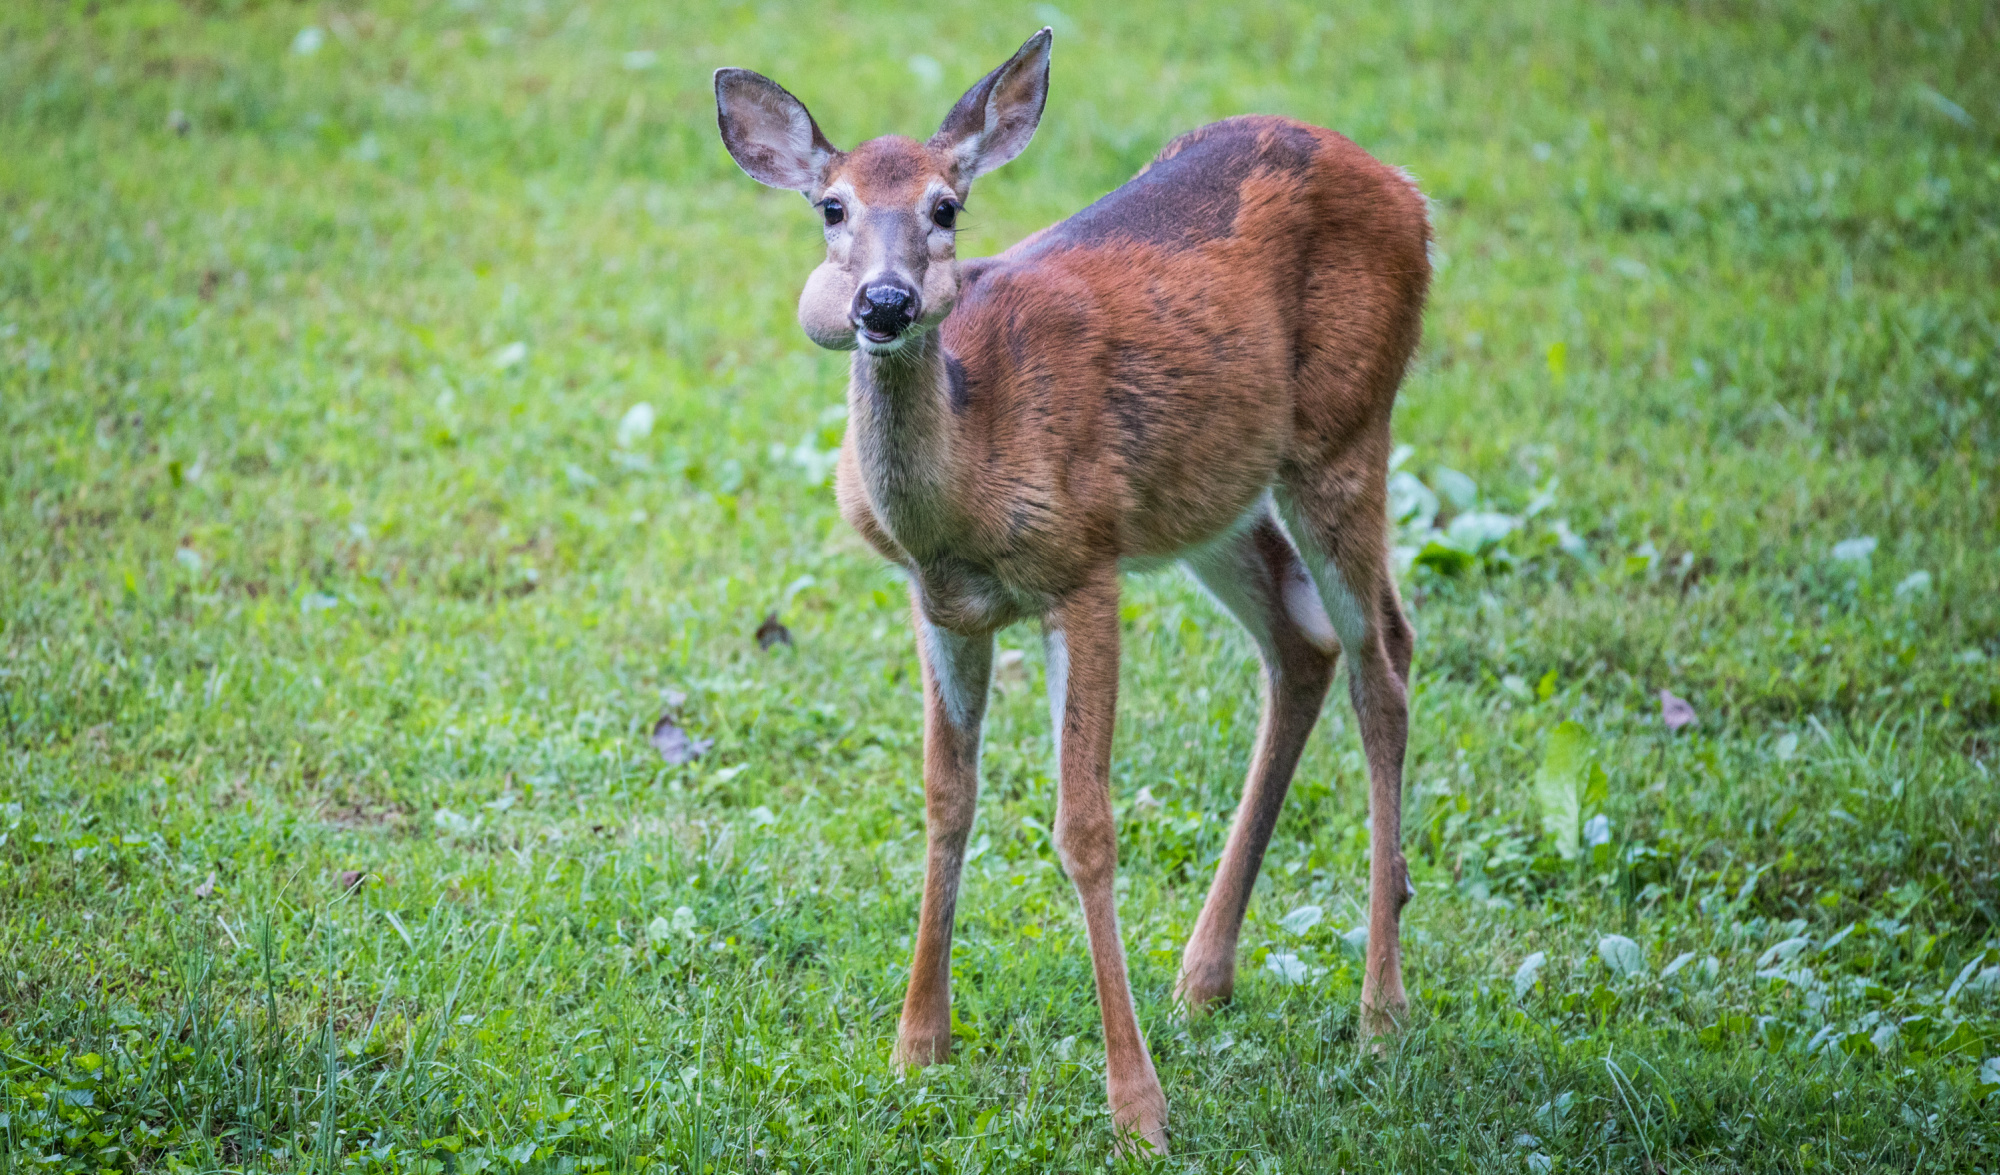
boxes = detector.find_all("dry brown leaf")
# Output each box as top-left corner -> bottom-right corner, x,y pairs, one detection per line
1659,689 -> 1697,731
755,611 -> 793,651
651,713 -> 713,766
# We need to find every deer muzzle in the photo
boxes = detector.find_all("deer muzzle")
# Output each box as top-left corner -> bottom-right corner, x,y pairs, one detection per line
852,279 -> 921,343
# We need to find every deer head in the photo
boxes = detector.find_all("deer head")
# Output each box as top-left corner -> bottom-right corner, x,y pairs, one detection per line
715,29 -> 1052,356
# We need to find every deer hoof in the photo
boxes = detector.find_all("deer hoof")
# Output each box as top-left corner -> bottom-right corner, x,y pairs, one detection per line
1174,947 -> 1236,1013
1357,997 -> 1408,1052
890,1030 -> 952,1068
1110,1087 -> 1169,1157
1173,974 -> 1235,1016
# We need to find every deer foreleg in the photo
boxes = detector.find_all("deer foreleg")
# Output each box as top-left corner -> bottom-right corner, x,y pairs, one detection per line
1045,567 -> 1168,1154
892,599 -> 992,1067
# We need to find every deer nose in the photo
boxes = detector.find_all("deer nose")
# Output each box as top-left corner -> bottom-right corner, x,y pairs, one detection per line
852,280 -> 920,340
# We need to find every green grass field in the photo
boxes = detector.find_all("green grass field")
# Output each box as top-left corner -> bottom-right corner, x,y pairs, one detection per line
4,1 -> 1998,1171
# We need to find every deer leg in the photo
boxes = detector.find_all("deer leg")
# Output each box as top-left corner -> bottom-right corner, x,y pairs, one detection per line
1176,508 -> 1338,1009
891,598 -> 992,1067
1277,480 -> 1415,1045
1044,567 -> 1168,1154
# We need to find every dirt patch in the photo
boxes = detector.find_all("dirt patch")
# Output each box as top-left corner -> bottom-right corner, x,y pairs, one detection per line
318,800 -> 413,833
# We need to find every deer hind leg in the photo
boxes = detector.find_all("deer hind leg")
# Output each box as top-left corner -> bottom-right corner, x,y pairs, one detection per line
1044,565 -> 1168,1154
891,596 -> 992,1067
1175,505 -> 1339,1010
1276,468 -> 1416,1044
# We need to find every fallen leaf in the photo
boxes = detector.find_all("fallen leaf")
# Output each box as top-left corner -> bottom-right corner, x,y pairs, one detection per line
1430,466 -> 1480,511
1446,510 -> 1518,552
1534,721 -> 1590,860
1756,936 -> 1811,969
490,340 -> 528,370
616,402 -> 655,448
755,612 -> 792,651
650,713 -> 713,766
339,870 -> 366,893
193,871 -> 216,899
1659,951 -> 1698,980
1513,951 -> 1547,999
1659,689 -> 1696,731
1598,934 -> 1646,978
1387,469 -> 1438,528
1263,949 -> 1311,985
1279,904 -> 1323,935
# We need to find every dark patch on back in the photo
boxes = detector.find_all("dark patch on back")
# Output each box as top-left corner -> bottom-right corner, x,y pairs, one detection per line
1103,380 -> 1163,461
1027,118 -> 1319,254
958,257 -> 999,290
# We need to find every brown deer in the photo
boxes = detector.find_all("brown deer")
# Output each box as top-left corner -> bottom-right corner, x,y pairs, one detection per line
715,28 -> 1428,1153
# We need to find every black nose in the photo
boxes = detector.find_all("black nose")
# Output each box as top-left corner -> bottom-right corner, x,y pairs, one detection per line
853,281 -> 919,339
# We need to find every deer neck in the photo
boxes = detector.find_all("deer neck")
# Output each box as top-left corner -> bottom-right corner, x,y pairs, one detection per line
847,330 -> 966,557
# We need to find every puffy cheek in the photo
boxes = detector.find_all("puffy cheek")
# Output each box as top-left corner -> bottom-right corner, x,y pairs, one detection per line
797,261 -> 858,351
917,255 -> 959,328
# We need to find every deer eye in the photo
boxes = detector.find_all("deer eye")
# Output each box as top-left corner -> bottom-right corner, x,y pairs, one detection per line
821,199 -> 845,227
932,199 -> 960,230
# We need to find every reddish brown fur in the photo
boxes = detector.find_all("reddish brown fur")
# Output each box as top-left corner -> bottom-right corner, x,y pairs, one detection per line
719,37 -> 1428,1155
836,117 -> 1428,616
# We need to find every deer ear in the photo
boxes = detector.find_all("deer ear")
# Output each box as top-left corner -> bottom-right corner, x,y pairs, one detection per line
930,28 -> 1051,184
715,68 -> 838,193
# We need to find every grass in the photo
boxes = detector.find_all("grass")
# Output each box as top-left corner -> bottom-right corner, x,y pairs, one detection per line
2,0 -> 1998,1171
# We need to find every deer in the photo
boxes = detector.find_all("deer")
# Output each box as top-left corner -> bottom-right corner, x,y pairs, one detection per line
715,27 -> 1429,1154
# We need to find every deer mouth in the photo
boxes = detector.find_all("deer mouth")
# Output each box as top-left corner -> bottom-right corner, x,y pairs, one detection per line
856,326 -> 913,354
